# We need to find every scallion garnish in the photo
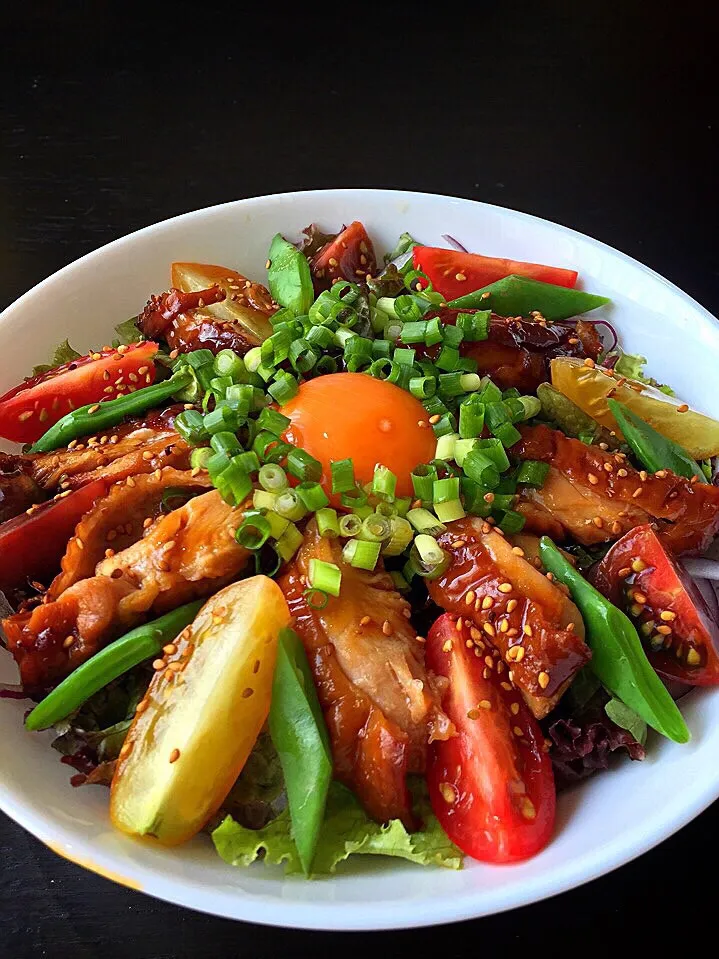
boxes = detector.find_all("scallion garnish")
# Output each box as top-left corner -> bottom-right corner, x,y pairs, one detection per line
516,460 -> 550,487
342,538 -> 381,571
235,513 -> 273,550
316,507 -> 340,539
331,458 -> 355,494
295,482 -> 330,512
371,465 -> 397,501
308,559 -> 342,597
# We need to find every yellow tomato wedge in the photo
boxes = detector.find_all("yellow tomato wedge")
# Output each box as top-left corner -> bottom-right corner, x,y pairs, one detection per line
110,576 -> 291,846
171,262 -> 275,346
550,356 -> 719,459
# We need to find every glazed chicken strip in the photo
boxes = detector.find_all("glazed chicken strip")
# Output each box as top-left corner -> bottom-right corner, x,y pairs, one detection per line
280,520 -> 452,827
514,424 -> 719,554
3,489 -> 250,691
428,518 -> 590,719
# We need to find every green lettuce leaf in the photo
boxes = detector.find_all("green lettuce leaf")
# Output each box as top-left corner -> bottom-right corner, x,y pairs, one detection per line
113,316 -> 144,346
212,780 -> 462,877
32,339 -> 82,376
613,352 -> 674,396
605,697 -> 648,746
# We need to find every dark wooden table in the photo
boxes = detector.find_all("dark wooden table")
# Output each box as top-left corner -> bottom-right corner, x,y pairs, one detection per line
2,5 -> 716,957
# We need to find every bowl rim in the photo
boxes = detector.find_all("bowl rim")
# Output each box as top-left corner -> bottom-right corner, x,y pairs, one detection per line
1,188 -> 718,930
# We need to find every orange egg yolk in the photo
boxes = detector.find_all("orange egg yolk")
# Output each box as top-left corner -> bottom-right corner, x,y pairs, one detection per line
281,373 -> 436,502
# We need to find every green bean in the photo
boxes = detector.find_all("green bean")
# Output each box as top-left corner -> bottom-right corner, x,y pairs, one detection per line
538,537 -> 689,743
29,370 -> 192,454
607,399 -> 706,482
448,274 -> 609,320
25,601 -> 203,730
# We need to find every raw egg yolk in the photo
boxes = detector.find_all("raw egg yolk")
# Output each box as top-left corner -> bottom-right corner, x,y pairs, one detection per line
281,373 -> 436,500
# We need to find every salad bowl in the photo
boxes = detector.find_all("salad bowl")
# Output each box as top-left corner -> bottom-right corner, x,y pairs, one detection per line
1,188 -> 719,930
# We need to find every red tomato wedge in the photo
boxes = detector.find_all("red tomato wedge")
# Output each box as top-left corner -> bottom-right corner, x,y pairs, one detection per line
0,342 -> 158,444
0,478 -> 107,594
281,373 -> 436,505
592,524 -> 719,686
413,247 -> 579,301
425,613 -> 555,863
309,221 -> 378,291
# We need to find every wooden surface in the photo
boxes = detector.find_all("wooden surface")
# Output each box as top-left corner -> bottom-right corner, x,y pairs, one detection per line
1,4 -> 716,957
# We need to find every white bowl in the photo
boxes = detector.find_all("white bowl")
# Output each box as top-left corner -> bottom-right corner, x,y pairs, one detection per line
2,189 -> 719,930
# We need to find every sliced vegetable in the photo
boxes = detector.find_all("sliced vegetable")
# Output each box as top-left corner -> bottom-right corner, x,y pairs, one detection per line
425,613 -> 556,863
308,221 -> 377,290
538,537 -> 690,743
413,246 -> 578,301
29,369 -> 191,454
267,234 -> 314,316
171,262 -> 275,347
269,628 -> 332,874
25,602 -> 204,730
0,342 -> 158,444
551,356 -> 719,459
110,577 -> 291,845
448,275 -> 609,320
607,399 -> 706,482
536,383 -> 620,448
0,478 -> 107,594
592,525 -> 719,686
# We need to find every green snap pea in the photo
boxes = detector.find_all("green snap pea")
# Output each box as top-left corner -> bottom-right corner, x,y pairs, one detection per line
24,601 -> 203,730
29,370 -> 192,454
607,399 -> 706,483
269,627 -> 332,875
538,537 -> 689,743
448,274 -> 610,320
267,234 -> 314,316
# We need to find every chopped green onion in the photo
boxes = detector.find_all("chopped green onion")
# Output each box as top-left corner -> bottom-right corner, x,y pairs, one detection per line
476,438 -> 511,471
338,513 -> 363,537
305,326 -> 334,350
175,409 -> 207,446
235,513 -> 272,550
516,460 -> 550,487
460,477 -> 492,516
342,538 -> 381,570
190,446 -> 212,471
434,498 -> 466,522
372,465 -> 397,501
463,449 -> 500,489
382,516 -> 414,556
435,345 -> 460,372
334,326 -> 357,349
497,509 -> 526,534
331,458 -> 355,494
308,559 -> 342,597
400,321 -> 428,344
316,507 -> 340,538
514,395 -> 542,422
358,513 -> 392,543
295,482 -> 330,512
371,339 -> 392,359
263,509 -> 290,540
441,324 -> 463,348
268,371 -> 299,405
411,463 -> 438,502
214,458 -> 252,507
275,522 -> 304,561
495,422 -> 522,447
393,347 -> 416,367
434,432 -> 459,462
346,354 -> 372,373
252,430 -> 282,461
394,495 -> 412,517
258,463 -> 288,492
456,356 -> 478,374
341,486 -> 368,510
257,407 -> 291,436
304,588 -> 329,610
478,377 -> 503,404
409,376 -> 436,400
210,431 -> 242,457
432,413 -> 457,437
423,394 -> 450,418
285,448 -> 323,483
369,358 -> 393,380
214,349 -> 245,380
253,489 -> 278,512
344,335 -> 373,357
203,403 -> 241,435
459,394 -> 485,439
460,373 -> 481,392
314,355 -> 338,376
185,348 -> 215,370
233,451 -> 260,474
424,317 -> 443,346
225,383 -> 255,416
351,502 -> 373,519
456,311 -> 490,342
275,489 -> 308,522
454,438 -> 479,468
244,347 -> 262,373
433,476 -> 461,504
409,534 -> 450,579
437,372 -> 466,399
407,507 -> 446,536
390,570 -> 410,592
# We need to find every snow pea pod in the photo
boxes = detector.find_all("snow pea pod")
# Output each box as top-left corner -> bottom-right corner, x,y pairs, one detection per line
269,627 -> 332,874
267,234 -> 314,316
448,274 -> 609,320
29,369 -> 192,454
24,601 -> 203,730
607,398 -> 706,482
538,537 -> 689,744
